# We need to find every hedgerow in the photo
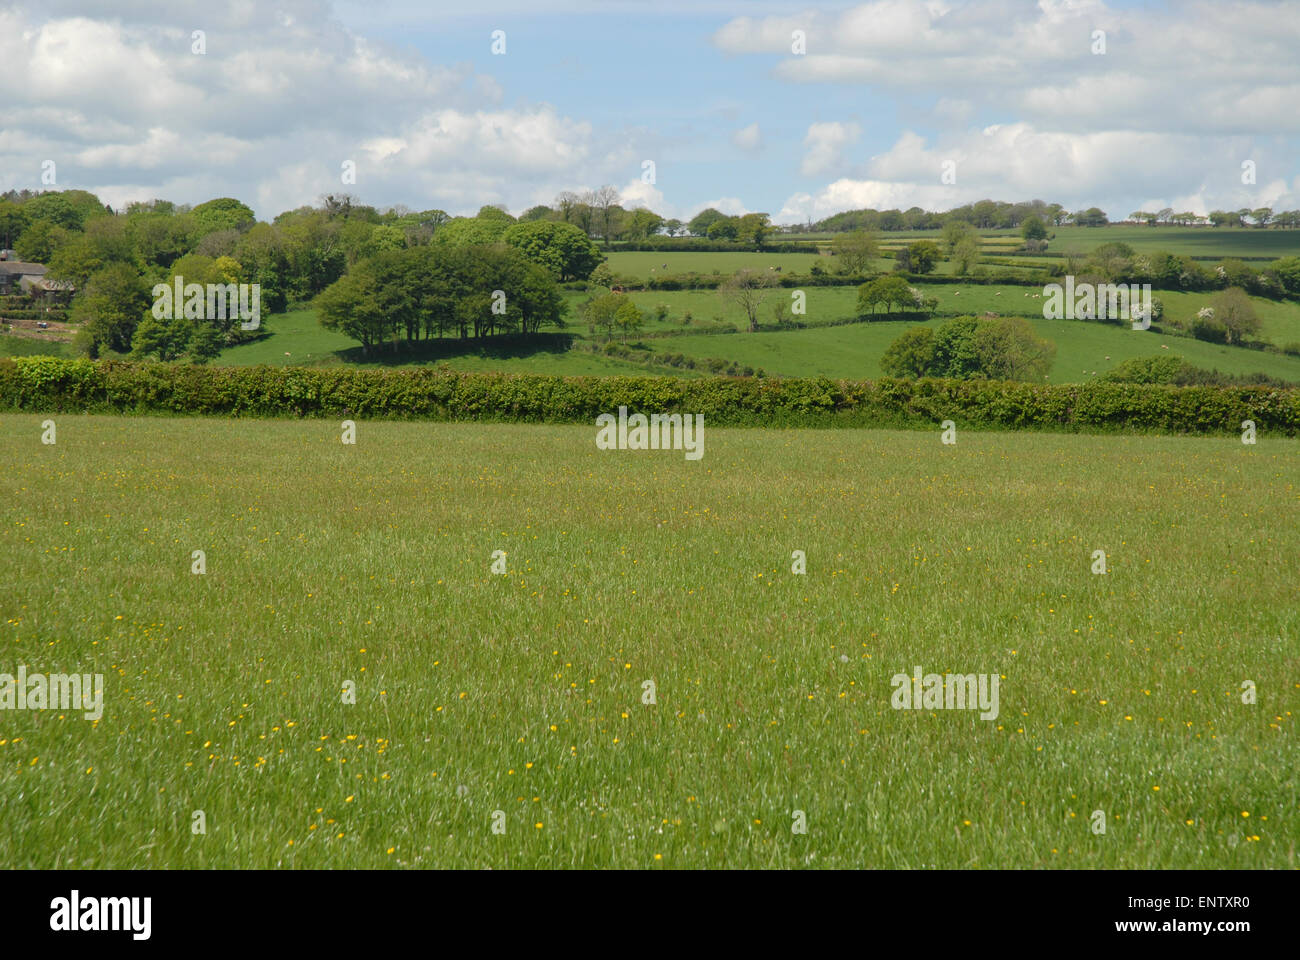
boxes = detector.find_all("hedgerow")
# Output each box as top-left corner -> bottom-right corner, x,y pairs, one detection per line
1,355 -> 1296,435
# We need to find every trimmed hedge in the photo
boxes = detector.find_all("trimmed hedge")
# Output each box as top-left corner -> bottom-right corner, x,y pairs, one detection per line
610,239 -> 819,254
613,268 -> 1052,292
1,309 -> 69,321
1,355 -> 1296,435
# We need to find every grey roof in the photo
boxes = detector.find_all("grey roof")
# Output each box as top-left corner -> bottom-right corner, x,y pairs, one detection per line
0,261 -> 47,276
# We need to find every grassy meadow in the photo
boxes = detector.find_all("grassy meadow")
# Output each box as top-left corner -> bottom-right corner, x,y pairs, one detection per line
1,415 -> 1295,868
1048,225 -> 1300,259
214,309 -> 695,376
604,249 -> 1043,279
206,288 -> 1300,383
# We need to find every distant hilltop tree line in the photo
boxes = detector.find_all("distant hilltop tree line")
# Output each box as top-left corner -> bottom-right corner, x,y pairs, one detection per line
1126,207 -> 1300,228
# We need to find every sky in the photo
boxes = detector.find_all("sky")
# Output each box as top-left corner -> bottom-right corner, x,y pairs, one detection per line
1,0 -> 1298,224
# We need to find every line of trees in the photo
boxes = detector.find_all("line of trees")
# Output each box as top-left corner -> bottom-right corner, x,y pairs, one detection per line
805,200 -> 1300,235
810,199 -> 1074,233
523,193 -> 776,246
1128,208 -> 1300,228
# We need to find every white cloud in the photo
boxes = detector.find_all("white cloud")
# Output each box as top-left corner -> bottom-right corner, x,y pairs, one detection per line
801,121 -> 861,176
716,0 -> 1300,135
776,121 -> 1293,223
693,197 -> 750,217
618,179 -> 665,211
712,1 -> 1300,222
731,123 -> 762,151
0,4 -> 641,217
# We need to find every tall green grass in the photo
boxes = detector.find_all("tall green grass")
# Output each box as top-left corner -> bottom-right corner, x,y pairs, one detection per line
0,416 -> 1294,868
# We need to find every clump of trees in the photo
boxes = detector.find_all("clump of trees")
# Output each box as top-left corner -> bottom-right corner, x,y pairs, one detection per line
880,315 -> 1056,381
578,291 -> 645,343
1171,287 -> 1261,345
830,229 -> 878,273
500,220 -> 602,281
857,275 -> 936,315
1020,214 -> 1048,241
1101,354 -> 1288,387
314,244 -> 567,354
941,220 -> 983,275
893,240 -> 941,274
685,209 -> 772,245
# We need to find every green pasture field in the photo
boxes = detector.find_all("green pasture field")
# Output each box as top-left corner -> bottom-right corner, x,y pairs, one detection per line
218,307 -> 356,365
0,336 -> 69,359
647,318 -> 1300,382
603,284 -> 1300,354
604,250 -> 1045,279
0,416 -> 1294,868
1048,225 -> 1300,260
595,284 -> 1300,335
605,251 -> 825,278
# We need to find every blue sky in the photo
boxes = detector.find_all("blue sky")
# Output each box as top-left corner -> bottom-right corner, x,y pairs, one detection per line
2,1 -> 1298,224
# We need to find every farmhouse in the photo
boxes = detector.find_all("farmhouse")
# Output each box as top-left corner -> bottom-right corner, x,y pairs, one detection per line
0,254 -> 76,306
0,257 -> 47,294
